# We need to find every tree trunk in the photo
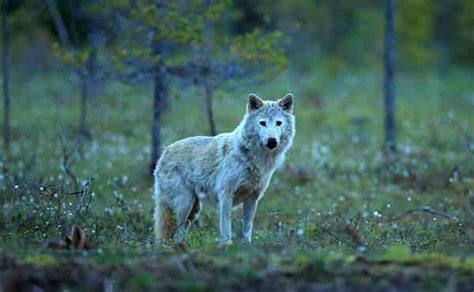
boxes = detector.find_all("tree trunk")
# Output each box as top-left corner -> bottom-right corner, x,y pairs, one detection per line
2,0 -> 10,157
383,0 -> 396,151
78,72 -> 90,138
45,0 -> 71,46
78,47 -> 97,139
203,84 -> 217,136
150,61 -> 167,174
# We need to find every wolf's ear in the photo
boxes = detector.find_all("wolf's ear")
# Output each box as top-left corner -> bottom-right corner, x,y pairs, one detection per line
247,93 -> 264,112
277,93 -> 294,113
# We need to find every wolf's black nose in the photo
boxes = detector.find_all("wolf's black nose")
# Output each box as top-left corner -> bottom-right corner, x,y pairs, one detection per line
266,138 -> 278,149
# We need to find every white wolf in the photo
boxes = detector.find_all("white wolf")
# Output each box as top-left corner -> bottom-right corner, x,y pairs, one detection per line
153,93 -> 295,245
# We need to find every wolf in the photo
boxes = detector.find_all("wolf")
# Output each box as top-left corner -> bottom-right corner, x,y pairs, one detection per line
153,93 -> 295,245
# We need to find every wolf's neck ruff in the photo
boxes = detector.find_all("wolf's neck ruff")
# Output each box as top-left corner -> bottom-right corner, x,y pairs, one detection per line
235,118 -> 286,174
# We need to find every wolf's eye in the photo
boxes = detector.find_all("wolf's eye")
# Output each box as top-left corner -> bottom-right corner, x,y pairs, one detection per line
276,120 -> 282,126
259,121 -> 266,126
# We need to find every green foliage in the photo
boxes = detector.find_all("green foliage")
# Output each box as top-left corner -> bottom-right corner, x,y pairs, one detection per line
396,0 -> 436,67
3,0 -> 474,69
382,245 -> 412,261
52,42 -> 93,68
44,1 -> 104,77
230,29 -> 287,75
255,0 -> 474,68
451,0 -> 474,64
111,0 -> 287,83
20,255 -> 56,265
205,0 -> 232,21
130,1 -> 206,45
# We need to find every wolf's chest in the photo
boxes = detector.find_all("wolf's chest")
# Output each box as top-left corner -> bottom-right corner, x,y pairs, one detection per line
231,172 -> 270,205
232,185 -> 259,205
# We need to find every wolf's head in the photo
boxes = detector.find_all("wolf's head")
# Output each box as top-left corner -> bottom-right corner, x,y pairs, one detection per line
240,93 -> 295,154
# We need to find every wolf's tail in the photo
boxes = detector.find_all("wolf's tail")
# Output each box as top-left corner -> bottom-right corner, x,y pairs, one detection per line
153,179 -> 164,241
153,178 -> 173,243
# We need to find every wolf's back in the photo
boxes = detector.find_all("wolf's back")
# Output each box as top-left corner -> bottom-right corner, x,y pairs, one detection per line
154,134 -> 230,187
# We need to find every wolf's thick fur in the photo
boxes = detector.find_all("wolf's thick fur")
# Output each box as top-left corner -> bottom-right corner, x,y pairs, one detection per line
153,93 -> 295,244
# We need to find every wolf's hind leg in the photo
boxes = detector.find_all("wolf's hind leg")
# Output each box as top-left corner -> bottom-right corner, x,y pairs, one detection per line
187,197 -> 202,224
173,192 -> 197,241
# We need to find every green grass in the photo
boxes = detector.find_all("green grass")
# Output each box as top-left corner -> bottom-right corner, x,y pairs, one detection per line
1,65 -> 473,290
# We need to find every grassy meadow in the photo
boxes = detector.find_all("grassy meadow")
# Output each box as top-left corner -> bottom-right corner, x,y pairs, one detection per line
1,64 -> 474,290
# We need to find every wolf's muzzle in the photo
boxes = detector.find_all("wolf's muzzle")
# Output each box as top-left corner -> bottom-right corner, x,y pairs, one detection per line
266,138 -> 278,149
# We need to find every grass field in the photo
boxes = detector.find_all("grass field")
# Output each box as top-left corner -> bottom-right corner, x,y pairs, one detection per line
1,65 -> 473,290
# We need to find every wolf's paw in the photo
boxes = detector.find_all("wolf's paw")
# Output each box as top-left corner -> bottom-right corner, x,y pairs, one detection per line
154,239 -> 173,250
240,238 -> 252,246
217,239 -> 233,247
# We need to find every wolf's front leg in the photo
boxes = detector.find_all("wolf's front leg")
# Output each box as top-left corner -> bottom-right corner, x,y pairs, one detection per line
218,194 -> 233,245
242,197 -> 258,243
